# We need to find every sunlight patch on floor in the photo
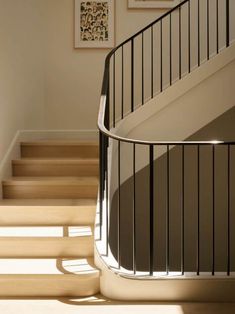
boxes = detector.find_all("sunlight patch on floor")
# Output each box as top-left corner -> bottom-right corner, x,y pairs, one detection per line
0,300 -> 184,314
0,298 -> 235,314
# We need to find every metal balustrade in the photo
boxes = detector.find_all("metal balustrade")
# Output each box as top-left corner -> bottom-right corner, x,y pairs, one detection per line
97,0 -> 234,278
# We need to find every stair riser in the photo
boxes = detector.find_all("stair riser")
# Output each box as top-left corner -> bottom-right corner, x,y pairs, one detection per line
0,206 -> 96,226
2,185 -> 98,199
0,237 -> 94,257
21,145 -> 99,159
13,163 -> 99,177
0,275 -> 100,297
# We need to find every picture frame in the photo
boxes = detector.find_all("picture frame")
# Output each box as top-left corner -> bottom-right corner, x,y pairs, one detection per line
75,0 -> 115,48
128,0 -> 180,9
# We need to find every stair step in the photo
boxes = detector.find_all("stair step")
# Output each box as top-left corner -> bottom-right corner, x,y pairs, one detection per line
0,226 -> 93,257
2,177 -> 98,199
12,158 -> 99,177
0,258 -> 99,297
0,139 -> 100,295
0,199 -> 96,226
0,257 -> 97,274
21,141 -> 99,159
0,226 -> 92,237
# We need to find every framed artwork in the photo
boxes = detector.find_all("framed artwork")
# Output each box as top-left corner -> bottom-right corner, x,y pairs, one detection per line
75,0 -> 115,48
128,0 -> 180,9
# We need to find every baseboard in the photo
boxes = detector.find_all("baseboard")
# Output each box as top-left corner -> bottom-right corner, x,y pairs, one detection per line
0,131 -> 22,198
0,129 -> 98,198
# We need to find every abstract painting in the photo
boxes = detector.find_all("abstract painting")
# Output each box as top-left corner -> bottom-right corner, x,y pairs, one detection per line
75,0 -> 114,48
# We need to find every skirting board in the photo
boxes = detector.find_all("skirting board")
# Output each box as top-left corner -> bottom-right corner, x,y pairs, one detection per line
0,131 -> 21,199
0,129 -> 98,198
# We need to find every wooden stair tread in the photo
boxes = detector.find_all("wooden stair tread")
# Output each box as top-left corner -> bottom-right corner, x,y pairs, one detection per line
0,258 -> 99,276
0,231 -> 94,258
21,141 -> 98,146
0,226 -> 93,237
0,199 -> 96,226
0,198 -> 96,206
3,176 -> 98,186
13,158 -> 99,164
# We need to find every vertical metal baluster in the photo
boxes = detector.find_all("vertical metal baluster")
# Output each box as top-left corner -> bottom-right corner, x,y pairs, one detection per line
216,0 -> 219,53
181,145 -> 185,275
149,145 -> 154,275
207,0 -> 210,60
151,26 -> 154,99
227,144 -> 231,276
226,0 -> 230,47
99,132 -> 103,240
142,32 -> 144,105
166,145 -> 170,275
198,0 -> 200,66
133,143 -> 136,274
160,20 -> 163,93
179,5 -> 182,80
118,140 -> 121,268
188,0 -> 191,73
170,14 -> 172,86
131,38 -> 134,112
105,70 -> 110,130
106,136 -> 109,256
197,145 -> 200,275
212,145 -> 215,275
121,46 -> 124,119
113,53 -> 116,128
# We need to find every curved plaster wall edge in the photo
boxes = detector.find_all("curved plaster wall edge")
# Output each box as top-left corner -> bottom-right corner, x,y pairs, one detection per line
94,245 -> 235,302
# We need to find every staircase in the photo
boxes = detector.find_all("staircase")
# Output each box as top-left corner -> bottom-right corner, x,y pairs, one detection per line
96,0 -> 235,301
0,141 -> 100,297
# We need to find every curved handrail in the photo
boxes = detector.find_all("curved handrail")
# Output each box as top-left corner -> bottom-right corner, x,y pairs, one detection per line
99,94 -> 235,146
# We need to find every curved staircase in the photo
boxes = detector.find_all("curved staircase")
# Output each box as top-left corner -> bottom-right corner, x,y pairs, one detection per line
96,0 -> 235,301
0,140 -> 100,297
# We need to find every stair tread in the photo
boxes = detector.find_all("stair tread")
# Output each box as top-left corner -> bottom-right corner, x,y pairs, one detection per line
0,226 -> 93,237
0,198 -> 96,206
21,141 -> 98,146
0,258 -> 99,275
3,176 -> 99,185
13,158 -> 99,164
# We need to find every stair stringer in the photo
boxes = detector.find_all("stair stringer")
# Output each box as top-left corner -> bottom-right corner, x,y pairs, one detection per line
115,42 -> 235,142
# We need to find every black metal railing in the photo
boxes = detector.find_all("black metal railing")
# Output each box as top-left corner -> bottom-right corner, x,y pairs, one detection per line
97,0 -> 234,277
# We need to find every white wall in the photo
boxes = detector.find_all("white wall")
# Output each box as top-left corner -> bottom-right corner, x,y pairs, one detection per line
0,0 -> 46,164
44,0 -> 165,130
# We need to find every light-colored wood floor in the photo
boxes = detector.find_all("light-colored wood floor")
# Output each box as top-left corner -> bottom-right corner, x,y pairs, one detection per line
0,296 -> 234,314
